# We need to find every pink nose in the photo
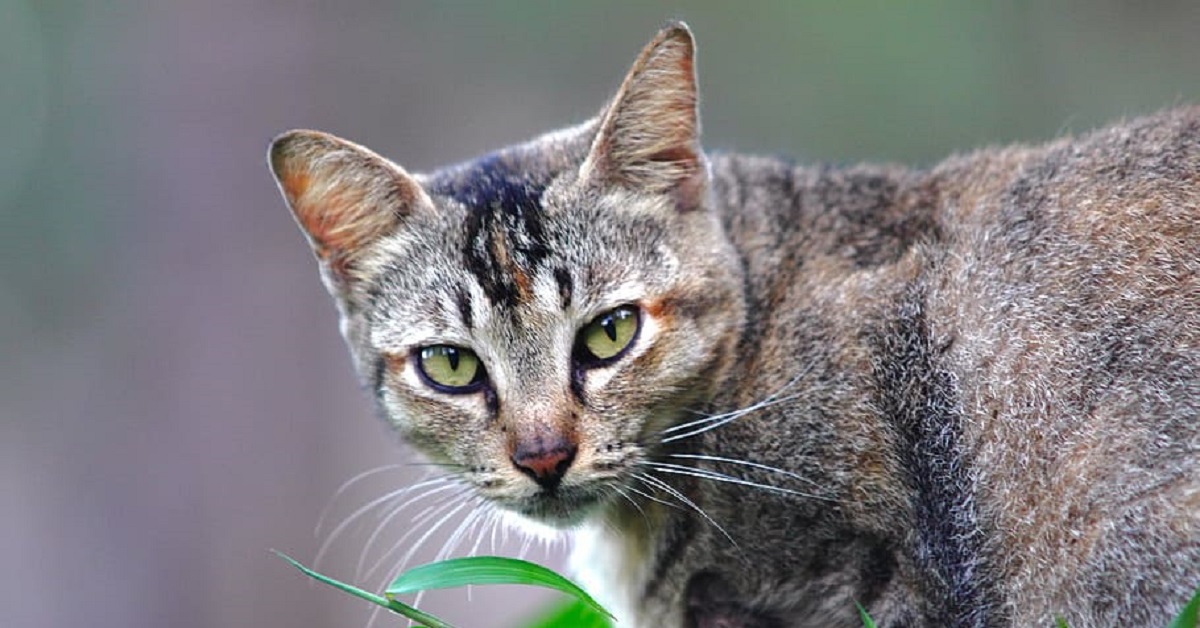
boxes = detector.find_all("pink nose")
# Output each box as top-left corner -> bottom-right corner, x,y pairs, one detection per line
511,437 -> 577,490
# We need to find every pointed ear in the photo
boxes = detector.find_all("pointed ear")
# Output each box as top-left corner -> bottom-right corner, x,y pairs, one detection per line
268,130 -> 432,278
581,22 -> 706,209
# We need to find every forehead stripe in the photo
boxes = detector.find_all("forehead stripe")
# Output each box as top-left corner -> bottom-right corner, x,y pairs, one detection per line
434,153 -> 552,307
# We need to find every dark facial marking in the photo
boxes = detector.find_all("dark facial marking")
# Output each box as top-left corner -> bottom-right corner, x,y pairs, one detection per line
454,284 -> 474,330
554,267 -> 573,309
434,153 -> 552,307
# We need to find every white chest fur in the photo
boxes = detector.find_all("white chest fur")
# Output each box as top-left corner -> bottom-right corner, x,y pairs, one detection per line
570,520 -> 666,627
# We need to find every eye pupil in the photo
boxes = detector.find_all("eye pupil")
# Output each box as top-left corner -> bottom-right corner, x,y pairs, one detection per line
602,317 -> 618,341
446,347 -> 460,370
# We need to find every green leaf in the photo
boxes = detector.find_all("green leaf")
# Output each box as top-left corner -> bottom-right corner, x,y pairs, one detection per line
856,602 -> 877,628
520,598 -> 614,628
273,550 -> 457,628
387,556 -> 613,620
1169,586 -> 1200,628
1055,617 -> 1070,628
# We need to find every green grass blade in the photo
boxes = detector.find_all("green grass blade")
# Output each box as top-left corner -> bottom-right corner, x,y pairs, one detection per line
387,556 -> 613,620
1055,617 -> 1070,628
855,602 -> 877,628
519,599 -> 614,628
273,550 -> 457,628
1169,586 -> 1200,628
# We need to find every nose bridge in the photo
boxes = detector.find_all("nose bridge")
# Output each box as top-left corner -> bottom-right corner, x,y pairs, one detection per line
495,309 -> 572,427
504,375 -> 574,439
499,347 -> 579,489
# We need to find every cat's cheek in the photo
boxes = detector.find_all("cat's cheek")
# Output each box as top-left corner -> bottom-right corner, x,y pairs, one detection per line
379,375 -> 494,460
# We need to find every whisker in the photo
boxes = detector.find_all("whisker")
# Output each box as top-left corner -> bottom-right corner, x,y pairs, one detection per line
612,485 -> 652,533
315,463 -> 408,538
489,510 -> 503,555
468,507 -> 498,558
360,488 -> 471,583
359,489 -> 469,628
434,499 -> 486,562
517,531 -> 533,562
662,366 -> 813,436
367,548 -> 415,628
660,390 -> 807,444
365,494 -> 474,582
657,362 -> 816,441
633,472 -> 739,551
316,480 -> 445,570
667,453 -> 826,490
354,481 -> 463,580
612,485 -> 647,519
404,461 -> 468,468
646,462 -> 835,502
624,483 -> 683,512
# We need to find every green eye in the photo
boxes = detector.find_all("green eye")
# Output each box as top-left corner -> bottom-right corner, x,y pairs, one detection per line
416,345 -> 484,392
577,305 -> 640,364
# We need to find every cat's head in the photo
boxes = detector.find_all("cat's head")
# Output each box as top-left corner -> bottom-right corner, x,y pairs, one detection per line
268,24 -> 744,526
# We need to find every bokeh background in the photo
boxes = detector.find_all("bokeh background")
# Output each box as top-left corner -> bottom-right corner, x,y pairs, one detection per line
4,2 -> 1200,627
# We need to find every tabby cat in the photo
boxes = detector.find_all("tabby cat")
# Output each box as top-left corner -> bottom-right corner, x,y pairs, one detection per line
268,23 -> 1199,627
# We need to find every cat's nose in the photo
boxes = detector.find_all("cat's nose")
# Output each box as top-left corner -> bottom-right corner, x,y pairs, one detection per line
510,437 -> 577,490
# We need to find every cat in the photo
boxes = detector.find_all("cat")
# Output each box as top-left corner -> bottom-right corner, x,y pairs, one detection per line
268,22 -> 1199,628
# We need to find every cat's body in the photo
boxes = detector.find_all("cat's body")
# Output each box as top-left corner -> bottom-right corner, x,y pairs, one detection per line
269,24 -> 1199,627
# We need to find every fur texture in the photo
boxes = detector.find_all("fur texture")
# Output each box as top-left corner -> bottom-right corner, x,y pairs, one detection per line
269,23 -> 1200,627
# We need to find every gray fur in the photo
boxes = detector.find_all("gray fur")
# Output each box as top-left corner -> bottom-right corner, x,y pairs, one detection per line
269,23 -> 1199,627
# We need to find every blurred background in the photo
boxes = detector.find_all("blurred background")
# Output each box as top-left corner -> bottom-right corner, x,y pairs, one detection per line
3,1 -> 1199,627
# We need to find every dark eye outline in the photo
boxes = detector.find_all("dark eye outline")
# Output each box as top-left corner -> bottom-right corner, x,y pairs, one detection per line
412,345 -> 488,394
572,305 -> 642,369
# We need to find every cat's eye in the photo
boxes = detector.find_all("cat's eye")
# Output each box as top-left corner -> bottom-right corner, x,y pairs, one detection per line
576,305 -> 641,366
416,345 -> 485,393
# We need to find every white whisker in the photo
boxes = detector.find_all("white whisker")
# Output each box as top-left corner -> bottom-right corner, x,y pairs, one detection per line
634,472 -> 739,551
317,480 -> 444,570
518,531 -> 533,562
647,462 -> 833,502
362,488 -> 473,582
435,499 -> 486,562
624,483 -> 682,512
667,453 -> 826,490
612,484 -> 648,519
468,508 -> 498,558
354,481 -> 463,579
660,390 -> 807,443
367,496 -> 474,583
316,463 -> 408,538
660,363 -> 820,445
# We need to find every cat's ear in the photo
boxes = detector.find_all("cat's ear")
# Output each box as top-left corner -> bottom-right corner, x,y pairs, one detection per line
581,22 -> 706,210
268,130 -> 432,278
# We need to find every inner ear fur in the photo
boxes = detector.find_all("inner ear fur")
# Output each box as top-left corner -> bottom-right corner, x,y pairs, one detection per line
268,130 -> 431,274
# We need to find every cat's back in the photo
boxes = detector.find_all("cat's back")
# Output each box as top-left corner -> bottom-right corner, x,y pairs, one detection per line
928,106 -> 1200,625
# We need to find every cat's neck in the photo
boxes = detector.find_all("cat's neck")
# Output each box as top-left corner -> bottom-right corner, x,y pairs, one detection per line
708,152 -> 935,294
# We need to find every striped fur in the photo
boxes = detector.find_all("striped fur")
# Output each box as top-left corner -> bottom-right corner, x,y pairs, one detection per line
269,23 -> 1200,627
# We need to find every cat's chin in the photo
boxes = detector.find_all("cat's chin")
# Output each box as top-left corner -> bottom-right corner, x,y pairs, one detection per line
502,489 -> 611,529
